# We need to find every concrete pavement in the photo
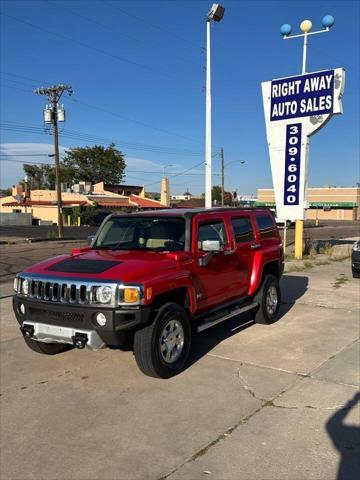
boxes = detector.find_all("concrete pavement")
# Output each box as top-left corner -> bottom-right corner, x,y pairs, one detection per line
0,258 -> 359,480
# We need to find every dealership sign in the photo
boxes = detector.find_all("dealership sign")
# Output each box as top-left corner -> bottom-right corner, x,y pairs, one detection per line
262,68 -> 345,221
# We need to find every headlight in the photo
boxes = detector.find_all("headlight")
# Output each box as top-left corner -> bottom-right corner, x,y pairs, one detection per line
353,241 -> 360,252
94,286 -> 113,304
13,277 -> 19,292
21,278 -> 29,295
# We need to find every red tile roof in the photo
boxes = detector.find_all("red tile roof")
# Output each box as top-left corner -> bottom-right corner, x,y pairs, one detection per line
173,198 -> 205,208
96,201 -> 137,208
130,195 -> 165,209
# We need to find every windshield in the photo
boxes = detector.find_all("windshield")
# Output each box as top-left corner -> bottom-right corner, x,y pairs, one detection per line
94,217 -> 185,251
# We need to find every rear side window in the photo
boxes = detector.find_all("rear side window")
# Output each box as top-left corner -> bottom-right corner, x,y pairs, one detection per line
255,214 -> 276,239
231,217 -> 254,243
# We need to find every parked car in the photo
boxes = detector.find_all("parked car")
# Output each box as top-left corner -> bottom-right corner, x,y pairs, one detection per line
13,208 -> 284,378
351,240 -> 360,278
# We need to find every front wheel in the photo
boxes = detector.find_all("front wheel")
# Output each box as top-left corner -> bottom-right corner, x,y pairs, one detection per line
251,274 -> 281,324
133,303 -> 191,378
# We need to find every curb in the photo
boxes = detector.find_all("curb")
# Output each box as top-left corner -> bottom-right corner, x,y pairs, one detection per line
0,237 -> 80,245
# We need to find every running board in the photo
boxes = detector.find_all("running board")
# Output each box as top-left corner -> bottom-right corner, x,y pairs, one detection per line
197,302 -> 258,333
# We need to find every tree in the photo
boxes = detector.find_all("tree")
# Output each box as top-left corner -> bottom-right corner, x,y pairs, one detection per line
212,185 -> 232,205
23,164 -> 48,189
212,185 -> 222,203
0,188 -> 12,196
63,143 -> 126,184
23,164 -> 74,189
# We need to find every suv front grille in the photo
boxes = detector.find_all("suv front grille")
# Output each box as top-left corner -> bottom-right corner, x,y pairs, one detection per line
28,279 -> 89,304
15,275 -> 119,307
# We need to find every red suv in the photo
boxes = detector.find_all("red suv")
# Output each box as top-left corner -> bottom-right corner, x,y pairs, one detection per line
13,208 -> 284,378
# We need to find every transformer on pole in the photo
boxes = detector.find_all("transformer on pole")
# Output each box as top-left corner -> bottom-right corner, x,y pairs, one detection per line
34,84 -> 73,238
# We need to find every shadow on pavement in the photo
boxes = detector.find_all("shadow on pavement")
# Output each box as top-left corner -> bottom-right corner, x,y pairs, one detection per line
280,275 -> 309,314
326,392 -> 360,480
188,275 -> 308,369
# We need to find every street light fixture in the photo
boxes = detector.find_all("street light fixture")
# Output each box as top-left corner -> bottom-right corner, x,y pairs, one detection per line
163,164 -> 175,177
205,3 -> 225,209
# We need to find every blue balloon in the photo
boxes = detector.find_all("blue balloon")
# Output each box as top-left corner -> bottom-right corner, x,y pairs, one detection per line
280,23 -> 292,36
322,15 -> 334,28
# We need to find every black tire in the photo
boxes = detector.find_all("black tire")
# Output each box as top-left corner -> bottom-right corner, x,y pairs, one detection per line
251,274 -> 281,325
133,302 -> 191,379
23,336 -> 69,355
352,271 -> 360,279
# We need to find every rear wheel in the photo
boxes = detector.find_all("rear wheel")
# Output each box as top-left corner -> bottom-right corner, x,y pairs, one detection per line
251,274 -> 281,324
23,336 -> 69,355
133,302 -> 191,378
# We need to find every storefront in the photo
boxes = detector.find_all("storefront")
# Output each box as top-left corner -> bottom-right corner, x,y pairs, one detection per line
257,187 -> 360,220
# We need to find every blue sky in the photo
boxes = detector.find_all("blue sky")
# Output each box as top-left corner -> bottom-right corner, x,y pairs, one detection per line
0,0 -> 359,194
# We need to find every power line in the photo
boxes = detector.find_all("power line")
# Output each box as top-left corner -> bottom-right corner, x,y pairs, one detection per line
46,0 -> 200,68
1,72 -> 201,145
68,97 -> 201,144
0,159 -> 53,165
0,156 -> 210,175
104,0 -> 203,50
0,154 -> 52,157
144,160 -> 205,187
0,83 -> 33,94
0,121 -> 203,156
1,12 -> 188,82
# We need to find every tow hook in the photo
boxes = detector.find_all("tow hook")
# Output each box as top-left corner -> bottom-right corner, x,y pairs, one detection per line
72,332 -> 88,349
20,324 -> 34,338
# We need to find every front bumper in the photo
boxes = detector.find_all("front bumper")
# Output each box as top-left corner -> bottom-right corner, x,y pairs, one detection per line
13,295 -> 151,348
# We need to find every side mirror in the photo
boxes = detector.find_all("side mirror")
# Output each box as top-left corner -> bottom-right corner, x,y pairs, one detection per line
202,240 -> 221,252
88,235 -> 95,246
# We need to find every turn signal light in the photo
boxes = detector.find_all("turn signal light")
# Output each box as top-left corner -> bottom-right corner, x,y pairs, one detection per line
124,287 -> 139,303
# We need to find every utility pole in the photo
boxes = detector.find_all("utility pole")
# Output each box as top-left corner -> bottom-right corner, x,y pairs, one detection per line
34,84 -> 73,238
220,147 -> 225,207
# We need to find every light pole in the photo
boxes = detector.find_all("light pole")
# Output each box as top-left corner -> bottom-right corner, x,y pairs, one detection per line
205,4 -> 225,208
279,15 -> 335,259
163,164 -> 175,177
220,148 -> 245,206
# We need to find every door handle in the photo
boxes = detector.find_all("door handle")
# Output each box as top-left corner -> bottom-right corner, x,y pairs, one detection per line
224,248 -> 236,256
250,243 -> 261,250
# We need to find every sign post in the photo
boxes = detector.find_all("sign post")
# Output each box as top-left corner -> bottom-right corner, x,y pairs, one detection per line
262,16 -> 345,259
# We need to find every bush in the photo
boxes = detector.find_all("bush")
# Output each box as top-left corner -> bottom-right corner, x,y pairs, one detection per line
80,206 -> 112,226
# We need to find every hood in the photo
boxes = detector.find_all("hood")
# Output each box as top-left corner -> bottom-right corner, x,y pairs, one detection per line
23,248 -> 184,283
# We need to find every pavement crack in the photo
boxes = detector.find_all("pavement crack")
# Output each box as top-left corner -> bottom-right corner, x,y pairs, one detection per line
158,403 -> 265,480
158,386 -> 291,480
236,366 -> 262,400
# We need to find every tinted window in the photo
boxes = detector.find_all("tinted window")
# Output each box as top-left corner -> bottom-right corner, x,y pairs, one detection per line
198,221 -> 227,249
255,214 -> 276,239
95,217 -> 185,251
231,217 -> 254,243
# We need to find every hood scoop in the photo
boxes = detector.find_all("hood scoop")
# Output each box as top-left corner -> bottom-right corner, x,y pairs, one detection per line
48,259 -> 121,274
